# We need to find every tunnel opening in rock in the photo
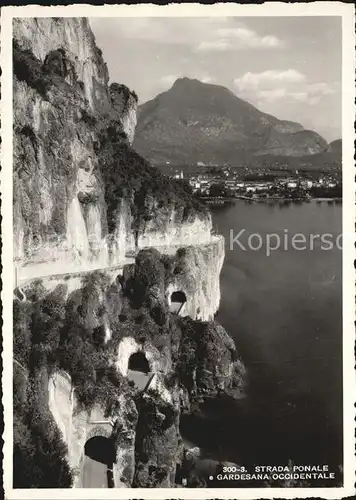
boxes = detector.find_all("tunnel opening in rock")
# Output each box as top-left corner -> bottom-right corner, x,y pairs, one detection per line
84,436 -> 116,465
127,352 -> 151,391
170,290 -> 187,314
128,351 -> 150,374
82,436 -> 116,488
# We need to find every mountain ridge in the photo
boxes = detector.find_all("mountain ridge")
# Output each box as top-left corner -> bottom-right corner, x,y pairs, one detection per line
328,138 -> 342,153
133,77 -> 329,165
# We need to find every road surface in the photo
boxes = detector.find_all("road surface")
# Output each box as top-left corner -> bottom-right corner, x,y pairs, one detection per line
127,369 -> 151,391
82,455 -> 108,488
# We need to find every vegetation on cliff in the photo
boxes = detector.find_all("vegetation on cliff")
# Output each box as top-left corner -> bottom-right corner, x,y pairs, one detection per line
13,40 -> 51,97
13,40 -> 82,99
13,274 -> 130,487
13,249 -> 244,487
13,41 -> 208,259
96,112 -> 208,236
13,42 -> 91,251
13,23 -> 238,489
14,287 -> 73,487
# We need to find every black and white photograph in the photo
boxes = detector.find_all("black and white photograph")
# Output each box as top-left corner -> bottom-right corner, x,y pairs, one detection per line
2,2 -> 355,498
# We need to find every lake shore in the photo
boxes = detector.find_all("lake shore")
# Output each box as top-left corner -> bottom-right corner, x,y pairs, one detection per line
209,195 -> 342,204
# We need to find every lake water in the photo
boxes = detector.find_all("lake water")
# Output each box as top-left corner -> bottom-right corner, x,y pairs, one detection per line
181,200 -> 342,485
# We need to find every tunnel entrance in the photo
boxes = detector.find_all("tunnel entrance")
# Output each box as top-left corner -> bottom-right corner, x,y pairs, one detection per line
128,351 -> 150,374
127,352 -> 151,391
82,436 -> 115,488
170,290 -> 187,314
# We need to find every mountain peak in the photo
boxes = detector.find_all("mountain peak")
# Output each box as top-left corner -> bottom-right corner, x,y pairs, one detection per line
173,76 -> 201,85
171,77 -> 209,91
328,138 -> 342,154
134,80 -> 328,164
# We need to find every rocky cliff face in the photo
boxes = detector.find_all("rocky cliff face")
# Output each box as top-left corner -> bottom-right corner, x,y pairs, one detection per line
14,251 -> 245,488
47,371 -> 138,488
13,17 -> 241,490
13,18 -> 111,114
13,18 -> 210,281
165,236 -> 225,321
109,83 -> 137,144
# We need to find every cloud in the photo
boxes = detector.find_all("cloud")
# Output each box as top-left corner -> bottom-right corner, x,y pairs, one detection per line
287,83 -> 336,105
90,17 -> 232,47
218,27 -> 283,47
234,70 -> 306,91
233,69 -> 336,108
90,17 -> 286,54
200,75 -> 215,83
159,74 -> 180,86
158,73 -> 216,88
257,88 -> 287,102
305,82 -> 336,96
196,39 -> 232,52
287,91 -> 308,102
195,27 -> 285,52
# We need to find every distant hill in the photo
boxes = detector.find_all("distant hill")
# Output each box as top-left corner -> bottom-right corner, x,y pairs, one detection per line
133,77 -> 329,165
328,139 -> 342,154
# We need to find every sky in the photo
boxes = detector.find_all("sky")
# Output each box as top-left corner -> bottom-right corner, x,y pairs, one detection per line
90,16 -> 341,142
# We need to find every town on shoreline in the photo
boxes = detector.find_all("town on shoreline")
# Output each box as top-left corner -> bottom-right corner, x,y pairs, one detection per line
159,163 -> 342,206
